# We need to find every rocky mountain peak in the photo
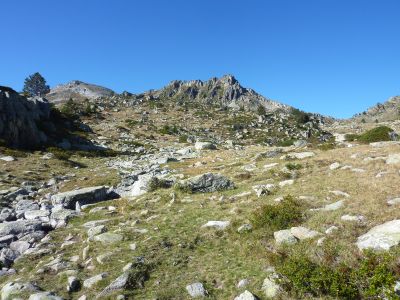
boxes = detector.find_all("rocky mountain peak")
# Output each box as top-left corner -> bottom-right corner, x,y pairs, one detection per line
151,74 -> 288,112
46,80 -> 115,103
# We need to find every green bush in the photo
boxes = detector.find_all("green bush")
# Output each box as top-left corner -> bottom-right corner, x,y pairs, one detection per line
358,126 -> 394,143
285,163 -> 302,170
252,196 -> 304,231
291,108 -> 310,124
277,139 -> 295,147
47,147 -> 71,161
60,98 -> 81,120
272,249 -> 398,299
178,135 -> 188,143
345,133 -> 359,142
159,125 -> 179,135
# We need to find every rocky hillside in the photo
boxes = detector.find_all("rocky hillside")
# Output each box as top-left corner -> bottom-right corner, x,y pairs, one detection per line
46,81 -> 115,103
140,74 -> 289,112
353,95 -> 400,122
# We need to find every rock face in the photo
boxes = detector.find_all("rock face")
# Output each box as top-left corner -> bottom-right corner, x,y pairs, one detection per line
146,75 -> 289,112
51,186 -> 109,209
0,86 -> 52,148
179,173 -> 234,193
46,80 -> 115,103
356,219 -> 400,251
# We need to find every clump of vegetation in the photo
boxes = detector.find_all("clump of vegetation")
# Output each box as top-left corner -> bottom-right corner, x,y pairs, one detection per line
285,163 -> 302,170
257,104 -> 266,115
291,108 -> 310,124
125,119 -> 140,127
277,139 -> 295,147
271,246 -> 399,299
47,147 -> 71,161
59,98 -> 82,120
148,177 -> 172,192
252,196 -> 304,232
318,142 -> 336,151
159,125 -> 179,135
358,126 -> 394,143
178,134 -> 188,143
345,133 -> 359,142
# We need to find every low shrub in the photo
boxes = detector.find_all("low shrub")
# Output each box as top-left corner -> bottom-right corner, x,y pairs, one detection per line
252,195 -> 304,231
358,126 -> 394,143
148,177 -> 172,192
285,163 -> 302,170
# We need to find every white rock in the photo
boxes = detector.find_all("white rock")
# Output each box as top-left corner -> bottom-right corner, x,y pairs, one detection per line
325,226 -> 339,235
321,200 -> 345,211
282,152 -> 315,160
234,290 -> 257,300
356,219 -> 400,251
195,142 -> 216,150
387,198 -> 400,206
386,154 -> 400,165
252,184 -> 276,197
83,273 -> 108,288
290,226 -> 321,240
261,274 -> 280,298
186,282 -> 207,298
341,215 -> 365,222
279,179 -> 294,187
329,190 -> 350,198
201,221 -> 230,230
0,156 -> 15,162
237,278 -> 250,289
329,162 -> 341,170
274,229 -> 297,245
264,163 -> 279,169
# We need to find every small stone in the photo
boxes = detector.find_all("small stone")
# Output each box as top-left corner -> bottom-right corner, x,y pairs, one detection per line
329,162 -> 341,170
237,224 -> 252,233
234,290 -> 258,300
201,221 -> 230,230
387,198 -> 400,206
186,282 -> 207,298
290,226 -> 321,240
274,229 -> 297,245
237,278 -> 250,289
83,272 -> 108,288
279,179 -> 294,187
67,276 -> 80,292
93,233 -> 123,244
341,215 -> 365,222
325,226 -> 339,235
261,274 -> 280,298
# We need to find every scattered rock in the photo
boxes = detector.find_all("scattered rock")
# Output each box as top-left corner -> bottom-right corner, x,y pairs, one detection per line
202,221 -> 230,230
356,219 -> 400,251
93,233 -> 123,244
274,229 -> 297,245
83,273 -> 108,288
237,224 -> 252,233
179,173 -> 234,193
195,142 -> 216,150
386,154 -> 400,165
234,290 -> 258,300
290,226 -> 321,240
261,273 -> 280,298
186,282 -> 207,298
252,184 -> 276,197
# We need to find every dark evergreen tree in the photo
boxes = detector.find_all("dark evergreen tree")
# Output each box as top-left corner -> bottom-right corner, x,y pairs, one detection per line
23,72 -> 50,97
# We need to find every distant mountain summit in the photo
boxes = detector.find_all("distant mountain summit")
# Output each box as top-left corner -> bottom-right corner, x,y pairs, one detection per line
353,96 -> 400,122
46,80 -> 115,103
144,74 -> 289,112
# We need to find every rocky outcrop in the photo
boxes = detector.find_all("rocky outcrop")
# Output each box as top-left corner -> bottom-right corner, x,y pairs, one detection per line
0,87 -> 52,148
46,80 -> 115,103
178,173 -> 235,193
145,75 -> 289,112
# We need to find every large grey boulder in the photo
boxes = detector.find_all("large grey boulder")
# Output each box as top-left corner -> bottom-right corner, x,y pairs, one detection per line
51,186 -> 108,209
0,220 -> 42,238
1,281 -> 40,300
0,87 -> 51,148
28,292 -> 63,300
178,173 -> 234,193
356,219 -> 400,251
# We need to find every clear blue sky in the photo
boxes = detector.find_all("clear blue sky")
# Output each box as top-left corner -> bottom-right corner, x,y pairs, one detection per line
1,0 -> 400,118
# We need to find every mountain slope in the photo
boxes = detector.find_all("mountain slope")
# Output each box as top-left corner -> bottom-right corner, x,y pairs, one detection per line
353,96 -> 400,122
47,80 -> 115,103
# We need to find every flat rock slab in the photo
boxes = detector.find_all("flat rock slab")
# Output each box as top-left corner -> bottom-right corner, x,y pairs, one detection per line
93,232 -> 123,244
290,226 -> 321,240
281,152 -> 315,160
356,219 -> 400,251
274,229 -> 297,245
51,186 -> 108,209
202,221 -> 230,230
180,173 -> 234,193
